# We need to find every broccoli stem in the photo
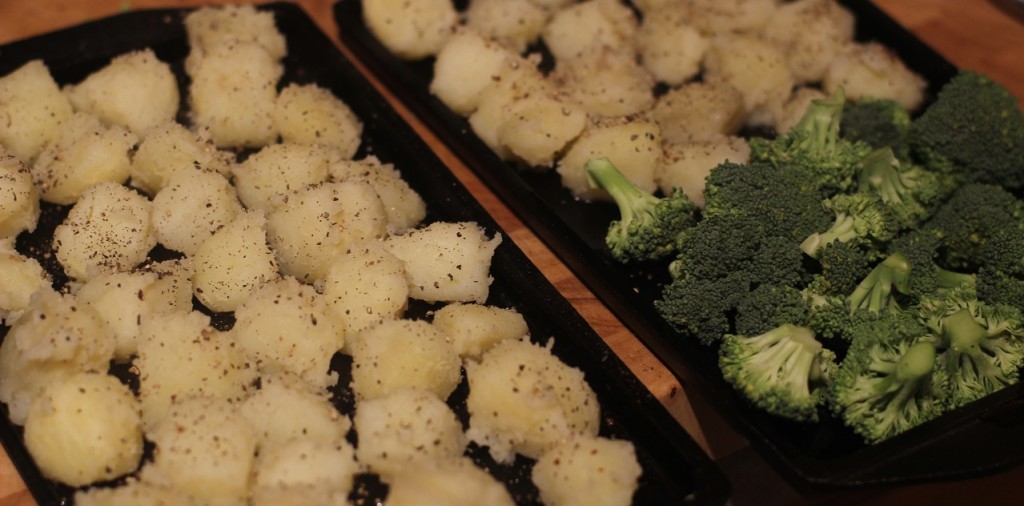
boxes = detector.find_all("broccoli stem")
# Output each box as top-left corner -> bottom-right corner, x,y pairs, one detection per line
793,87 -> 845,156
896,340 -> 938,381
858,148 -> 907,204
740,325 -> 819,396
942,308 -> 987,354
800,213 -> 859,257
585,157 -> 658,220
847,253 -> 911,314
935,268 -> 976,290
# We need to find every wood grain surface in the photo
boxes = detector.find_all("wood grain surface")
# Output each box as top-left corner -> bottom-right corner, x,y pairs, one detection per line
1,1 -> 1023,505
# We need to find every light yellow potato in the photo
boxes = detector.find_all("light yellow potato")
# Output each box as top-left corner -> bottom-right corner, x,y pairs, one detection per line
353,388 -> 467,479
0,60 -> 73,164
541,0 -> 638,62
63,48 -> 179,135
329,156 -> 427,234
774,86 -> 828,135
135,311 -> 256,430
432,302 -> 529,359
0,289 -> 113,425
23,372 -> 143,487
274,83 -> 363,158
232,143 -> 336,212
141,396 -> 256,506
824,41 -> 928,111
152,169 -> 242,255
703,34 -> 795,124
349,319 -> 462,401
266,181 -> 388,283
762,0 -> 855,84
252,438 -> 357,505
75,479 -> 202,506
385,460 -> 515,506
659,136 -> 751,209
321,241 -> 409,339
556,116 -> 662,201
239,373 -> 351,452
188,41 -> 281,148
551,46 -> 656,118
465,0 -> 549,53
532,436 -> 642,506
497,91 -> 588,167
0,239 -> 51,325
362,0 -> 458,60
232,278 -> 345,389
52,181 -> 156,281
685,0 -> 779,35
31,112 -> 137,205
650,80 -> 746,145
0,152 -> 40,239
192,209 -> 279,313
636,6 -> 709,86
184,4 -> 287,71
142,257 -> 195,310
429,28 -> 516,116
130,121 -> 235,196
384,221 -> 502,304
465,338 -> 600,463
468,56 -> 550,159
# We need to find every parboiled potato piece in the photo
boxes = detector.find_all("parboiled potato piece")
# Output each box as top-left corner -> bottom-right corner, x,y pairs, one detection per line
465,338 -> 600,463
232,143 -> 335,212
469,57 -> 550,159
464,0 -> 549,53
429,28 -> 515,116
321,241 -> 409,339
152,169 -> 243,255
75,479 -> 202,506
659,136 -> 751,209
266,181 -> 388,283
353,388 -> 467,479
551,46 -> 656,118
432,302 -> 529,359
824,41 -> 928,111
329,156 -> 427,234
252,438 -> 358,505
192,209 -> 279,313
274,83 -> 363,158
636,6 -> 709,86
52,181 -> 156,281
0,289 -> 113,425
184,4 -> 287,70
0,59 -> 73,164
130,121 -> 235,196
141,396 -> 256,506
497,91 -> 588,168
349,319 -> 462,401
703,34 -> 795,125
63,48 -> 179,135
384,221 -> 502,304
23,372 -> 143,487
188,41 -> 281,148
232,278 -> 345,389
362,0 -> 458,60
762,0 -> 855,84
31,112 -> 137,205
0,239 -> 51,325
239,373 -> 351,452
773,86 -> 828,135
0,152 -> 40,239
532,436 -> 642,506
685,0 -> 779,35
385,460 -> 515,506
135,311 -> 256,430
650,80 -> 746,145
556,116 -> 662,201
541,0 -> 638,62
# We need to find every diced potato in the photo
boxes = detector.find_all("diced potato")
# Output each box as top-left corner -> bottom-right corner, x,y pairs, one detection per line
551,46 -> 656,118
184,4 -> 287,69
469,57 -> 550,159
232,143 -> 335,212
0,239 -> 51,325
0,152 -> 40,239
685,0 -> 779,35
75,479 -> 201,506
353,388 -> 467,479
361,0 -> 458,60
465,0 -> 549,53
650,80 -> 746,145
23,372 -> 143,487
31,112 -> 137,205
762,0 -> 855,84
659,136 -> 751,209
239,373 -> 351,452
191,210 -> 279,313
321,241 -> 409,339
385,460 -> 515,506
152,169 -> 243,255
556,116 -> 662,201
635,6 -> 709,86
541,0 -> 638,62
432,302 -> 529,359
465,338 -> 600,463
0,60 -> 73,164
130,121 -> 235,196
703,34 -> 795,124
52,181 -> 156,281
63,48 -> 179,135
429,28 -> 516,116
329,156 -> 426,234
497,91 -> 588,167
773,86 -> 828,135
824,41 -> 928,111
252,438 -> 358,505
349,319 -> 462,401
384,221 -> 502,304
274,83 -> 363,158
532,436 -> 642,506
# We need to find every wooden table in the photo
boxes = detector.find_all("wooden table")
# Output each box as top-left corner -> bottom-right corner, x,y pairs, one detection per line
1,1 -> 1022,504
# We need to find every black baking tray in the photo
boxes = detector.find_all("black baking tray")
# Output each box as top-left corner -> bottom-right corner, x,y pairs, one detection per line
333,0 -> 1024,492
0,3 -> 728,505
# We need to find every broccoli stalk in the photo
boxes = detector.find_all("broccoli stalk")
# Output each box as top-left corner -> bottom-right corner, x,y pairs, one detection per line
800,193 -> 895,258
856,147 -> 949,229
846,252 -> 911,314
719,324 -> 837,422
584,157 -> 697,263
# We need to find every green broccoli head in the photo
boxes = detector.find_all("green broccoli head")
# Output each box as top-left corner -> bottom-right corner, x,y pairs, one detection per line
800,193 -> 896,258
585,157 -> 698,263
735,284 -> 810,336
856,147 -> 952,230
804,291 -> 877,342
926,182 -> 1024,271
808,241 -> 876,297
656,272 -> 752,345
840,96 -> 911,158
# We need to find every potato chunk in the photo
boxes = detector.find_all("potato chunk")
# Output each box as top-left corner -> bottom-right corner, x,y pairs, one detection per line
556,116 -> 662,201
430,29 -> 515,116
532,436 -> 642,506
361,0 -> 457,60
0,240 -> 51,325
0,152 -> 40,239
824,41 -> 927,111
75,480 -> 201,506
703,34 -> 795,124
232,143 -> 335,212
497,91 -> 587,168
551,46 -> 655,118
650,80 -> 746,145
152,170 -> 243,255
541,0 -> 637,63
432,303 -> 529,359
239,373 -> 351,452
464,0 -> 548,53
130,121 -> 235,196
349,319 -> 462,401
636,6 -> 709,86
184,4 -> 287,66
659,137 -> 751,209
329,156 -> 427,234
274,83 -> 363,158
386,460 -> 515,506
192,210 -> 279,313
762,0 -> 855,84
468,57 -> 550,160
252,438 -> 358,505
321,241 -> 409,339
0,60 -> 73,164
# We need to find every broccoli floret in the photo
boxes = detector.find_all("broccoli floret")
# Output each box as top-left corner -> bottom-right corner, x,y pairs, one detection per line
800,193 -> 896,258
719,324 -> 837,422
856,147 -> 951,230
908,71 -> 1024,190
840,97 -> 911,158
735,284 -> 810,336
847,252 -> 911,314
656,272 -> 752,345
584,157 -> 698,263
977,266 -> 1024,315
925,183 -> 1024,270
807,241 -> 876,297
749,87 -> 873,194
804,292 -> 876,342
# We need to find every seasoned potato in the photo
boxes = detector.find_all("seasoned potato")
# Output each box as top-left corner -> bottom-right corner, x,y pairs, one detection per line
362,0 -> 458,60
703,34 -> 795,124
385,460 -> 515,506
52,181 -> 156,281
824,41 -> 927,111
274,83 -> 363,158
635,6 -> 709,86
650,80 -> 746,145
541,0 -> 638,62
497,90 -> 588,168
349,319 -> 462,401
191,209 -> 279,313
31,112 -> 137,205
130,121 -> 234,196
63,48 -> 179,135
0,239 -> 51,325
551,46 -> 656,118
321,241 -> 409,339
432,302 -> 529,359
468,57 -> 550,159
353,388 -> 467,479
556,116 -> 662,201
685,0 -> 779,35
152,170 -> 243,255
762,0 -> 855,84
429,28 -> 515,116
0,152 -> 40,239
252,438 -> 358,505
184,4 -> 287,70
465,338 -> 600,463
0,59 -> 73,164
532,436 -> 642,506
329,156 -> 427,234
465,0 -> 549,53
384,221 -> 502,304
659,136 -> 751,209
239,373 -> 351,452
75,479 -> 201,506
232,143 -> 335,212
23,372 -> 143,487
